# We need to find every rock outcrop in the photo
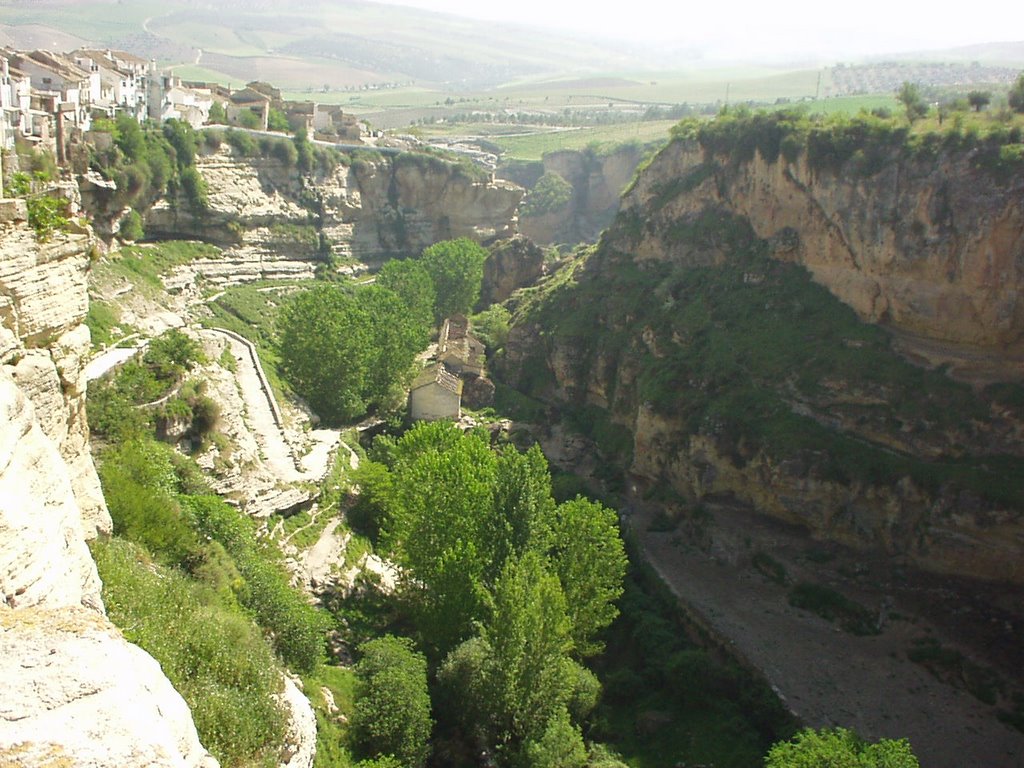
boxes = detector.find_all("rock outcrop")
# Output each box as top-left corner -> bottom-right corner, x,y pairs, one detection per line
0,211 -> 216,766
621,137 -> 1024,373
137,145 -> 522,288
481,235 -> 546,305
515,144 -> 645,245
0,214 -> 109,534
500,126 -> 1024,585
0,606 -> 217,768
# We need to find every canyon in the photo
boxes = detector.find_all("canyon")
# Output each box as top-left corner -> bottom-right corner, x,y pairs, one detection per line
3,115 -> 1024,766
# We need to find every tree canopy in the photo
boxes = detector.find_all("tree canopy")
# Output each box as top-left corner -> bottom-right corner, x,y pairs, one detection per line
418,237 -> 489,322
896,82 -> 928,123
1009,74 -> 1024,113
352,421 -> 627,765
765,727 -> 919,768
352,635 -> 433,768
365,421 -> 626,659
277,282 -> 430,423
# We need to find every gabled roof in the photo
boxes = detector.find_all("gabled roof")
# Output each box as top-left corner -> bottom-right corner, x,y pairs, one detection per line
411,363 -> 462,395
230,87 -> 271,105
23,50 -> 91,83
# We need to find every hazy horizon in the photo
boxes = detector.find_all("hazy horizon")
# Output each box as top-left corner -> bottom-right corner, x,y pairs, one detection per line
369,0 -> 1024,63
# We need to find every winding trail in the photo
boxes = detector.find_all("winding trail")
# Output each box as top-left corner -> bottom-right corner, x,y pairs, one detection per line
203,327 -> 299,479
200,327 -> 339,484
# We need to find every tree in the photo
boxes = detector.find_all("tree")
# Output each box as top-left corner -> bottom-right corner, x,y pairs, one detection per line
896,82 -> 928,123
278,282 -> 428,423
765,727 -> 919,767
267,107 -> 290,132
419,237 -> 489,321
481,553 -> 575,754
207,101 -> 227,125
352,635 -> 433,768
162,118 -> 198,168
376,258 -> 436,336
1009,74 -> 1024,113
967,90 -> 991,112
114,113 -> 146,161
279,284 -> 372,422
546,497 -> 627,656
378,423 -> 499,651
357,284 -> 429,409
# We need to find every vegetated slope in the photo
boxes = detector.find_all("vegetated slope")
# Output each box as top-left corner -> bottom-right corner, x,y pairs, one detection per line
498,110 -> 1024,586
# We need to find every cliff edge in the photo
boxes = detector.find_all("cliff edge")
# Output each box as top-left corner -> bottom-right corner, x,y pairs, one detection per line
0,205 -> 216,767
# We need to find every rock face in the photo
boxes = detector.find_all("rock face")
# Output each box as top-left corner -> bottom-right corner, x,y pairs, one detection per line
139,145 -> 522,288
622,138 -> 1024,367
481,236 -> 546,305
348,153 -> 522,258
0,219 -> 109,535
0,606 -> 217,768
500,129 -> 1024,585
516,145 -> 644,245
0,212 -> 216,767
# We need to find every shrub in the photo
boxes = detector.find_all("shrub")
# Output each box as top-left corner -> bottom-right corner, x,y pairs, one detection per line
93,537 -> 288,766
119,209 -> 144,242
352,636 -> 433,767
186,495 -> 330,673
225,128 -> 258,157
521,171 -> 573,217
26,195 -> 69,241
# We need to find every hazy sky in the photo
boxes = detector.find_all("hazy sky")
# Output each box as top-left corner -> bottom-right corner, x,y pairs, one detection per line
371,0 -> 1023,60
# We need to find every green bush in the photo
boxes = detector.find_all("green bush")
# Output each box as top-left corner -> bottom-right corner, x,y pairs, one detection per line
225,128 -> 258,157
788,582 -> 879,636
521,171 -> 573,217
93,537 -> 288,766
186,495 -> 331,673
26,195 -> 69,240
118,209 -> 144,242
352,636 -> 433,767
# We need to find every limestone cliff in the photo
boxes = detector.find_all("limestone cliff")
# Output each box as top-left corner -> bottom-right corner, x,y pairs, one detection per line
0,203 -> 109,534
0,208 -> 216,767
620,129 -> 1024,374
500,122 -> 1024,585
135,145 -> 522,287
481,236 -> 546,306
514,144 -> 645,245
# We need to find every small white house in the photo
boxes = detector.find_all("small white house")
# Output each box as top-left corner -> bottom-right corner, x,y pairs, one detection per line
409,364 -> 462,421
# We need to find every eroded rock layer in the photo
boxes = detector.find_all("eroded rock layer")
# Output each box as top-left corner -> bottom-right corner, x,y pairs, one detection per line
0,211 -> 216,767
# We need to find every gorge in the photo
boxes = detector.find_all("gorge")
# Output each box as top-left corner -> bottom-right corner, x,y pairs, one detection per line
2,109 -> 1024,767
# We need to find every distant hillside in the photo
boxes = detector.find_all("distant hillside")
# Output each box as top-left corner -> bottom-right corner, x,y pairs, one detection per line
0,0 -> 654,88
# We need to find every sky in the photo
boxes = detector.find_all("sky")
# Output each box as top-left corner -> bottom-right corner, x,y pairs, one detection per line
370,0 -> 1024,61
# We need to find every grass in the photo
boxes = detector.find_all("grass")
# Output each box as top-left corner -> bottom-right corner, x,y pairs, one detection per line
303,665 -> 359,768
101,241 -> 221,295
202,282 -> 298,405
93,536 -> 289,767
85,300 -> 133,351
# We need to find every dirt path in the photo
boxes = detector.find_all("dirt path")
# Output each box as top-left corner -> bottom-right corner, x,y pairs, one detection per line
201,328 -> 339,485
628,499 -> 1024,768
